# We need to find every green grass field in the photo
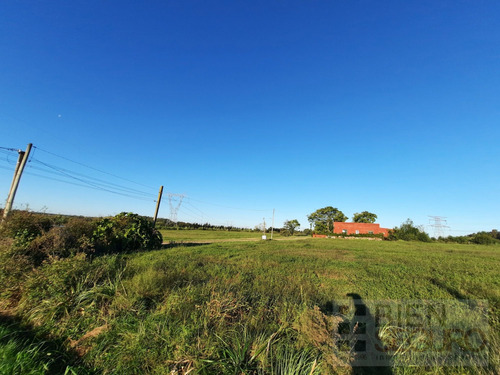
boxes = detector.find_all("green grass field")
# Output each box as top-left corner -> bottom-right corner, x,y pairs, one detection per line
159,229 -> 296,242
1,234 -> 499,374
160,229 -> 267,242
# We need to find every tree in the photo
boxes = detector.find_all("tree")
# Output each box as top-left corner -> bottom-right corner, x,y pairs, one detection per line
352,211 -> 377,224
307,206 -> 347,234
283,219 -> 300,236
387,219 -> 430,242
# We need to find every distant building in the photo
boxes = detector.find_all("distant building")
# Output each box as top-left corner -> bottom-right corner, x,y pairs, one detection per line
333,222 -> 389,237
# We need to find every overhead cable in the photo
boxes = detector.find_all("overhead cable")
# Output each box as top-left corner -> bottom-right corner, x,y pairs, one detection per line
28,158 -> 156,198
29,158 -> 156,202
22,170 -> 155,202
185,196 -> 269,212
33,146 -> 157,191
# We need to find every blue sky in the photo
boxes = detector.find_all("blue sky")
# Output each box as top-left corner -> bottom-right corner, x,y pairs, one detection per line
1,0 -> 499,234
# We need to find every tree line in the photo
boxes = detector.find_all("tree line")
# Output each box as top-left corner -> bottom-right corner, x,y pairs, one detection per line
282,206 -> 499,244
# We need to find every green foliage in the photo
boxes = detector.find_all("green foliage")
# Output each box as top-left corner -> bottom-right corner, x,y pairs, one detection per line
91,212 -> 162,255
282,219 -> 300,236
387,219 -> 431,242
307,206 -> 347,234
491,229 -> 499,240
19,254 -> 124,332
208,327 -> 267,374
2,212 -> 96,267
159,228 -> 265,241
471,232 -> 498,245
1,210 -> 53,244
27,219 -> 96,263
437,231 -> 499,245
1,211 -> 162,266
268,346 -> 320,375
331,231 -> 385,239
280,229 -> 291,237
352,211 -> 377,223
2,228 -> 499,374
154,218 -> 248,231
0,317 -> 94,374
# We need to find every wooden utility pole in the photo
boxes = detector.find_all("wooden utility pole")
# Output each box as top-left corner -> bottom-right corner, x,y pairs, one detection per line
271,208 -> 275,240
153,185 -> 163,225
2,143 -> 32,222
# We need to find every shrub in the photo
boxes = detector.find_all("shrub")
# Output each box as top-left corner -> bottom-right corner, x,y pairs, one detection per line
28,219 -> 96,260
437,232 -> 499,245
1,211 -> 55,266
2,211 -> 163,265
91,212 -> 162,255
1,210 -> 54,242
438,235 -> 470,244
387,219 -> 431,242
471,232 -> 498,245
8,217 -> 97,266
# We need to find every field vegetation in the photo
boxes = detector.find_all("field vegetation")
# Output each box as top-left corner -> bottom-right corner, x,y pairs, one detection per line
159,229 -> 270,242
0,210 -> 499,374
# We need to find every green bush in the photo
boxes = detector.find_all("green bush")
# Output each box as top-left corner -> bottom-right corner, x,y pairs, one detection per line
471,232 -> 498,245
1,211 -> 162,265
91,212 -> 162,255
387,219 -> 431,242
1,211 -> 55,266
23,218 -> 97,264
438,235 -> 470,244
1,210 -> 53,243
281,229 -> 291,237
437,232 -> 499,245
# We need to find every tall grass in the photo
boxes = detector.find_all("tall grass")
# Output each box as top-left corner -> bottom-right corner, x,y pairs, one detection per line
0,316 -> 94,374
1,237 -> 498,374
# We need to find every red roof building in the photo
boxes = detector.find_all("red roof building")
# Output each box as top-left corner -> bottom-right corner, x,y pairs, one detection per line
333,222 -> 389,237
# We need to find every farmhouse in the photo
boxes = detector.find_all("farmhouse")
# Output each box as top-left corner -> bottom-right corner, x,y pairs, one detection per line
333,222 -> 389,237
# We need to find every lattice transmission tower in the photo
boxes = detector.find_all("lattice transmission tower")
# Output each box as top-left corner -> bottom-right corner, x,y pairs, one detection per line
168,193 -> 184,224
428,216 -> 449,238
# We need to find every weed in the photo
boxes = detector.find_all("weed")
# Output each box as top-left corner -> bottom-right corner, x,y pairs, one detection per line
0,233 -> 498,374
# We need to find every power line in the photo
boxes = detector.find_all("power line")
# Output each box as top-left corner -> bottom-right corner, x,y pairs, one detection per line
180,204 -> 208,223
176,208 -> 204,223
184,201 -> 210,220
22,170 -> 154,202
28,158 -> 156,198
1,144 -> 163,211
186,196 -> 269,212
183,201 -> 226,224
33,146 -> 157,191
3,145 -> 270,226
0,165 -> 16,172
0,156 -> 15,166
0,150 -> 19,164
28,158 -> 156,202
3,146 -> 157,200
428,216 -> 450,238
176,206 -> 227,226
0,146 -> 20,152
29,159 -> 154,198
168,193 -> 184,224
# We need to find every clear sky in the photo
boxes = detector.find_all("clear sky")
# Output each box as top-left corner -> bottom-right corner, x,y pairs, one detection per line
1,0 -> 499,235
